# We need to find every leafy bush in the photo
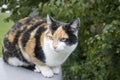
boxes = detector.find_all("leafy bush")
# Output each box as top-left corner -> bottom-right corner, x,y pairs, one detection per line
0,0 -> 120,80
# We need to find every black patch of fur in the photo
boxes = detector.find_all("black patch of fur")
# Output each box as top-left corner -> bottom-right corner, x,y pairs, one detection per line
12,17 -> 36,45
49,21 -> 61,34
11,22 -> 25,44
12,22 -> 23,28
3,38 -> 30,64
34,27 -> 46,63
61,25 -> 78,46
13,30 -> 22,44
25,17 -> 33,24
2,47 -> 10,63
21,65 -> 35,71
4,38 -> 18,53
65,30 -> 78,46
21,21 -> 45,47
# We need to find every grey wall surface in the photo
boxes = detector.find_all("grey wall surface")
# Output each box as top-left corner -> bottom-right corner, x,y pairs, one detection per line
0,58 -> 62,80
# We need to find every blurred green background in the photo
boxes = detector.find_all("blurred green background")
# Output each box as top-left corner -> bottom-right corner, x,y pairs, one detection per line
0,0 -> 120,80
0,13 -> 13,57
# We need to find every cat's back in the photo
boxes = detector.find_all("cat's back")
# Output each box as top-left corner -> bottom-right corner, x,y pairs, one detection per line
2,16 -> 48,63
3,16 -> 48,43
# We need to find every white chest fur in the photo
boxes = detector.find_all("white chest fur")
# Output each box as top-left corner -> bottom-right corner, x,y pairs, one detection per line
43,38 -> 77,67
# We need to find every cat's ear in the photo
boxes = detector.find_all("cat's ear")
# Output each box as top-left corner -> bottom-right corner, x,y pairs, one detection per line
70,18 -> 80,31
47,15 -> 55,25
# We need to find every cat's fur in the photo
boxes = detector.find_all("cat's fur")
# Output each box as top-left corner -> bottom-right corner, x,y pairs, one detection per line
2,15 -> 80,77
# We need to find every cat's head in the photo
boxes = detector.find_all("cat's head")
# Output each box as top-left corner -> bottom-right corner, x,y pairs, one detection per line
44,15 -> 80,52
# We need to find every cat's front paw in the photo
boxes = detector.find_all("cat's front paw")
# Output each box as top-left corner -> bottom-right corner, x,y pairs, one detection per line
41,69 -> 54,78
34,65 -> 54,77
34,66 -> 41,72
52,66 -> 60,74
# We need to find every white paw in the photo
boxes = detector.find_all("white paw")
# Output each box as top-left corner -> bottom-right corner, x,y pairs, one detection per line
34,65 -> 41,72
41,69 -> 54,78
52,67 -> 60,74
34,65 -> 54,77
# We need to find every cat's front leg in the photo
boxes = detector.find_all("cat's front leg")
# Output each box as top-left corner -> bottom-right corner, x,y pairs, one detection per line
34,65 -> 54,77
51,66 -> 61,74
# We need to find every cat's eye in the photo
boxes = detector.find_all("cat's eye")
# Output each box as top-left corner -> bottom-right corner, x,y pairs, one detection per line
49,36 -> 53,40
60,38 -> 67,42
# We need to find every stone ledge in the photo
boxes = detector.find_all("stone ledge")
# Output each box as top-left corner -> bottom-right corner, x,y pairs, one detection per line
0,58 -> 62,80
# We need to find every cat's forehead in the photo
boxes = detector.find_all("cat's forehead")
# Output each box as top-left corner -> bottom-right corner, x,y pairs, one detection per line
50,21 -> 68,34
53,26 -> 68,39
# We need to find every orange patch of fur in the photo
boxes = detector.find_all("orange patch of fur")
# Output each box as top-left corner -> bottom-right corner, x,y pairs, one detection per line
19,17 -> 43,31
30,18 -> 43,25
19,17 -> 29,24
8,30 -> 18,42
25,38 -> 36,54
24,38 -> 45,66
40,33 -> 44,47
53,27 -> 68,46
41,23 -> 48,29
53,27 -> 68,38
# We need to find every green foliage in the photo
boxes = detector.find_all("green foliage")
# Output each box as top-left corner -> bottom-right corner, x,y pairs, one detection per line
0,0 -> 120,80
0,13 -> 13,57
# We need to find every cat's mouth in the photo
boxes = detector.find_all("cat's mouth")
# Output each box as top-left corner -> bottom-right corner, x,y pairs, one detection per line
53,48 -> 64,53
53,48 -> 66,53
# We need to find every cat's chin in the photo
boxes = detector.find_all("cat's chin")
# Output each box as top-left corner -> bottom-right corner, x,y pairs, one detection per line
51,48 -> 59,52
53,49 -> 61,53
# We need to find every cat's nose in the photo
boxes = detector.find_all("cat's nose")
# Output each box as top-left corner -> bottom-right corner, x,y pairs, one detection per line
53,45 -> 57,49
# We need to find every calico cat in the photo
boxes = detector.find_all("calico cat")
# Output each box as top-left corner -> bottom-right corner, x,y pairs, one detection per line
2,15 -> 80,77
